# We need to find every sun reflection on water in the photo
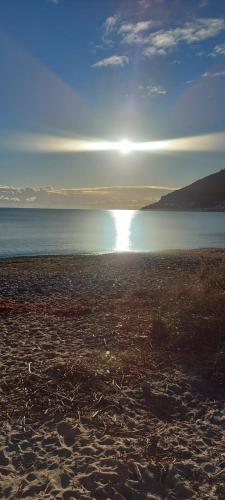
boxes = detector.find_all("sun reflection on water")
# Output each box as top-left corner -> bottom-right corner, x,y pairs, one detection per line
111,210 -> 136,252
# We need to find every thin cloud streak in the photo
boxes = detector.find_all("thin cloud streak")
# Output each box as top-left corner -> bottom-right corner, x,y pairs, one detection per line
92,55 -> 129,68
211,41 -> 225,56
139,83 -> 167,97
0,185 -> 174,209
202,70 -> 225,78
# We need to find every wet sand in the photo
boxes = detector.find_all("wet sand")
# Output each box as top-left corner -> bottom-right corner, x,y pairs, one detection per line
0,251 -> 225,499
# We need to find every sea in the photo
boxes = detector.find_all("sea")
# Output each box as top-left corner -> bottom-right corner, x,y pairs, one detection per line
0,208 -> 224,257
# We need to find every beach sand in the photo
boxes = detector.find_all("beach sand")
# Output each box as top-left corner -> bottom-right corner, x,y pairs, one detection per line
0,251 -> 225,499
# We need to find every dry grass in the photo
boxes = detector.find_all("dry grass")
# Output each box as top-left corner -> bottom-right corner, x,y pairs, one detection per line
149,258 -> 225,379
2,349 -> 152,422
1,255 -> 225,422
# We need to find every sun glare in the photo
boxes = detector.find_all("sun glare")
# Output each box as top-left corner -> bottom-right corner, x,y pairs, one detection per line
7,131 -> 225,155
112,210 -> 135,252
119,139 -> 132,154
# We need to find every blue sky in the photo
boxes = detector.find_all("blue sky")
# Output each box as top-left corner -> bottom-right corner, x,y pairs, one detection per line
0,0 -> 225,208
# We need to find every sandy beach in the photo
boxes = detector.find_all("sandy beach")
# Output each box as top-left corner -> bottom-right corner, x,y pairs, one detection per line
0,251 -> 225,499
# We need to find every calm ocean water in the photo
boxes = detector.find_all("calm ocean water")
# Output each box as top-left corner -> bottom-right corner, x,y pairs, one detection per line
0,208 -> 224,257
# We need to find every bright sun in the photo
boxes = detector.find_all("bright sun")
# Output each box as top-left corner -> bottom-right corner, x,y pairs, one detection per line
119,139 -> 132,154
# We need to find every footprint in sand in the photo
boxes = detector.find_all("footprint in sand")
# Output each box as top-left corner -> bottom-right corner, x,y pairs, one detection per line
57,421 -> 77,447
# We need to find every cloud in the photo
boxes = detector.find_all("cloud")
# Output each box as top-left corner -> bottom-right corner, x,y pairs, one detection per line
202,69 -> 225,78
211,41 -> 225,56
143,46 -> 166,57
92,55 -> 129,68
100,14 -> 224,60
0,185 -> 174,209
26,196 -> 37,202
176,18 -> 224,43
119,20 -> 153,44
120,21 -> 152,34
143,31 -> 177,57
139,83 -> 167,96
102,14 -> 120,46
103,14 -> 120,36
143,18 -> 225,57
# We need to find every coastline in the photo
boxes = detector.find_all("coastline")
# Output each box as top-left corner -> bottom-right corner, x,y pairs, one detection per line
141,207 -> 225,212
0,250 -> 225,499
0,246 -> 224,260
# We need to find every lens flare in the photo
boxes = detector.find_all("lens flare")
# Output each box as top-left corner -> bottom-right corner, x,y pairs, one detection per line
3,130 -> 225,154
119,139 -> 132,154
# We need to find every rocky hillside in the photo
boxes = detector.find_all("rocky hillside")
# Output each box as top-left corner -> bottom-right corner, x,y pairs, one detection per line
142,168 -> 225,211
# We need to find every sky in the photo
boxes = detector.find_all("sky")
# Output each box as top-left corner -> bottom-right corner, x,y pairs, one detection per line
0,0 -> 225,208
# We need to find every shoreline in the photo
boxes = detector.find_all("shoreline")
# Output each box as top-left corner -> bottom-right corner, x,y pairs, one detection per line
0,246 -> 224,261
0,250 -> 225,499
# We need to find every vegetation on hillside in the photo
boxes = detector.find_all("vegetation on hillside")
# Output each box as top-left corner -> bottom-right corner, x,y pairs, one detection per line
143,168 -> 225,210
